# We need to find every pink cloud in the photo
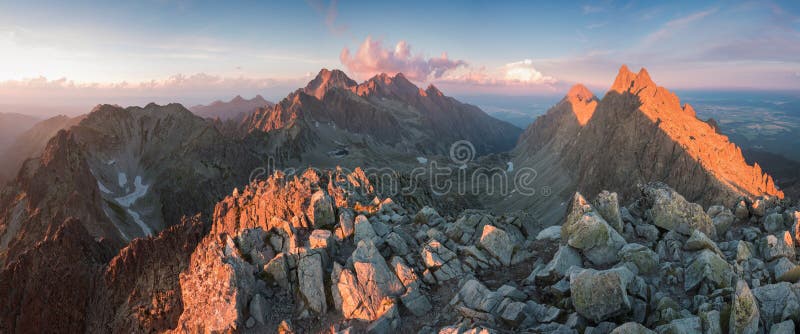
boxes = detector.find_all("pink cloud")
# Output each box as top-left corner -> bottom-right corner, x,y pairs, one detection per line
340,36 -> 467,81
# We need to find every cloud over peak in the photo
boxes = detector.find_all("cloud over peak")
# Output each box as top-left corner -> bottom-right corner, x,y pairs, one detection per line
339,36 -> 467,81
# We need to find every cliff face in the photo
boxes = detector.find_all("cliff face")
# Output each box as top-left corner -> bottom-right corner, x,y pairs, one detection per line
0,218 -> 113,333
506,65 -> 783,223
0,131 -> 122,266
88,216 -> 206,333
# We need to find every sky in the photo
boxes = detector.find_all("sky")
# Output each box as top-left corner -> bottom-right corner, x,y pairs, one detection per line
1,0 -> 799,112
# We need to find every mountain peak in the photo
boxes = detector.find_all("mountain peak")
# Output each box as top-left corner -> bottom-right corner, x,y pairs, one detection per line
611,64 -> 637,93
355,72 -> 421,100
610,65 -> 658,95
304,68 -> 357,100
564,84 -> 598,126
637,68 -> 652,83
231,95 -> 245,103
567,84 -> 595,102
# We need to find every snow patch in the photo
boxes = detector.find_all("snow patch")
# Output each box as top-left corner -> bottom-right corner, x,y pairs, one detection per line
114,176 -> 153,236
416,157 -> 428,164
97,181 -> 112,194
118,172 -> 127,188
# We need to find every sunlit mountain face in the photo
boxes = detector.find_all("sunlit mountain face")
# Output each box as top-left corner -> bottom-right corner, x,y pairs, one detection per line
1,1 -> 799,333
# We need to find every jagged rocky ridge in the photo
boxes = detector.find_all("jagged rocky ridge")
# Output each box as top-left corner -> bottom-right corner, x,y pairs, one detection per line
5,167 -> 796,332
241,69 -> 522,164
503,66 -> 783,224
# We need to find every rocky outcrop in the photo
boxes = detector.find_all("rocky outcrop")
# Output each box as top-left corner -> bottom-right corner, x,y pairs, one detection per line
0,218 -> 112,333
1,164 -> 799,332
89,216 -> 206,333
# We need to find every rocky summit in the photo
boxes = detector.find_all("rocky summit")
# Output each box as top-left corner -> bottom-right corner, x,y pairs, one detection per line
0,66 -> 798,333
502,65 -> 784,224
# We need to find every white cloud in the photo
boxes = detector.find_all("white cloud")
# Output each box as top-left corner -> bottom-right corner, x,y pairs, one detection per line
502,59 -> 557,84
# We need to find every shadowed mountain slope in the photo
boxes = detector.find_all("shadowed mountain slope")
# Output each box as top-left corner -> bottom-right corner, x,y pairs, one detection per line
501,65 -> 783,224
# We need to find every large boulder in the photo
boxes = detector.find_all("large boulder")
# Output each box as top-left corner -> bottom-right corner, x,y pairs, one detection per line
297,252 -> 327,314
640,182 -> 716,239
355,215 -> 382,246
564,208 -> 626,266
449,279 -> 492,311
570,267 -> 634,322
263,252 -> 290,289
334,240 -> 404,321
478,225 -> 514,266
336,209 -> 356,240
535,245 -> 582,284
730,280 -> 760,334
770,321 -> 795,334
618,243 -> 659,275
684,249 -> 734,291
309,190 -> 335,228
708,205 -> 735,236
593,191 -> 624,233
352,240 -> 405,299
752,282 -> 800,329
610,322 -> 655,334
760,232 -> 795,261
420,239 -> 464,283
773,257 -> 800,283
684,230 -> 722,255
764,213 -> 785,234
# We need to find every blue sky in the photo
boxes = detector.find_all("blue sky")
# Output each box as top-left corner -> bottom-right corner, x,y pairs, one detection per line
0,0 -> 799,107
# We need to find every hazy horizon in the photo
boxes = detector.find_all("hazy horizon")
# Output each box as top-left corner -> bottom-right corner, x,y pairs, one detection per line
1,0 -> 798,111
